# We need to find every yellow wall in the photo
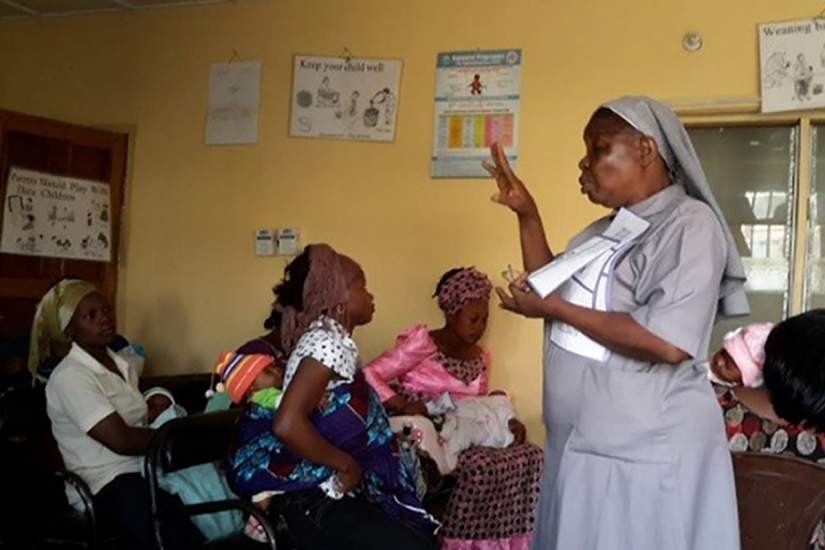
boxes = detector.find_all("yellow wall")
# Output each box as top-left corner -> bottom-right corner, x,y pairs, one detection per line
0,0 -> 820,439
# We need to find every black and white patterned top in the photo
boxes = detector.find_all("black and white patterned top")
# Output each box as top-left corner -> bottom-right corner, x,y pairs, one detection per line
284,316 -> 359,391
434,350 -> 486,385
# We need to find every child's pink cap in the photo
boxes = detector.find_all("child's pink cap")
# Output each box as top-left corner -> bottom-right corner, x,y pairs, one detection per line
722,322 -> 774,387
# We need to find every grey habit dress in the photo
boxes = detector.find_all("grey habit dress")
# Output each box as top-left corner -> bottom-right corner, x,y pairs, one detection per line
530,97 -> 748,550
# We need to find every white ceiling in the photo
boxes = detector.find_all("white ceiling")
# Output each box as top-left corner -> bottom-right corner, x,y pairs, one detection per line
0,0 -> 245,19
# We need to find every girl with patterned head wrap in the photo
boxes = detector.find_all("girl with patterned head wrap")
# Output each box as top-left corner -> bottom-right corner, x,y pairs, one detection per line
363,267 -> 544,550
226,243 -> 439,550
366,267 -> 496,413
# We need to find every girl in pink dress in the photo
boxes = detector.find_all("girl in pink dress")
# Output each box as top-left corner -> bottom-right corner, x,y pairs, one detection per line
365,267 -> 543,550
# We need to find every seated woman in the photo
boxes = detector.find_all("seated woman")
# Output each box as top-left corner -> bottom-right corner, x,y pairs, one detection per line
364,267 -> 543,550
236,302 -> 285,361
203,301 -> 288,414
226,244 -> 438,550
36,279 -> 201,550
711,310 -> 825,428
713,310 -> 825,549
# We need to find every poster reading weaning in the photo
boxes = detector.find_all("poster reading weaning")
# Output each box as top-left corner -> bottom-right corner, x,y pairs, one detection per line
431,49 -> 521,178
1,167 -> 111,262
759,19 -> 825,113
289,55 -> 402,142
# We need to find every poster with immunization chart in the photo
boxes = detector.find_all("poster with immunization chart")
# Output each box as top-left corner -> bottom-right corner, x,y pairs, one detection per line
431,49 -> 521,178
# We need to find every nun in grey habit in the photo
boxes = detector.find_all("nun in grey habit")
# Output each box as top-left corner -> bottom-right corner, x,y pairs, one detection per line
484,96 -> 748,550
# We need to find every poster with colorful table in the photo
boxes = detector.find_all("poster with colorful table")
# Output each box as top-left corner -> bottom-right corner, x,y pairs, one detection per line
431,49 -> 521,178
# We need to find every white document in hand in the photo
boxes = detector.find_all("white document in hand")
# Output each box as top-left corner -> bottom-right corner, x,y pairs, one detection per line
526,208 -> 650,298
546,208 -> 650,361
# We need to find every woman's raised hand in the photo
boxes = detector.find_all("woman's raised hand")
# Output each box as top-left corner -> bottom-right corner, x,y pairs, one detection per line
482,142 -> 537,218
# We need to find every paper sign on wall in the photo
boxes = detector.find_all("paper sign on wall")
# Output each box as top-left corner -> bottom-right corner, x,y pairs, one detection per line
1,167 -> 112,262
289,55 -> 403,142
759,18 -> 825,113
205,61 -> 261,145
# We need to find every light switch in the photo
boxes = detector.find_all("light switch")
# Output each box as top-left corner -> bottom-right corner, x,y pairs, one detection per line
255,228 -> 275,256
276,228 -> 299,256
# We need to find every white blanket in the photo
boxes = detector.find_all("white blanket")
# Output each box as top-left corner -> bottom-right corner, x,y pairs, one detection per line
440,395 -> 516,471
389,395 -> 518,474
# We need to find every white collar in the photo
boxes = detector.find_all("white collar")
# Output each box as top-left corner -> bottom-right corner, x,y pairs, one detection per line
67,342 -> 130,379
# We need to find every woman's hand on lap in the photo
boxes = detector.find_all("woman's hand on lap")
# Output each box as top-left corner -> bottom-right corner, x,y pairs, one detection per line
383,395 -> 408,415
508,418 -> 527,446
335,454 -> 363,493
401,399 -> 429,417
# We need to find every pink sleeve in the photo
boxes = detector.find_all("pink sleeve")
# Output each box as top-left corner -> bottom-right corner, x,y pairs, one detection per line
363,325 -> 437,402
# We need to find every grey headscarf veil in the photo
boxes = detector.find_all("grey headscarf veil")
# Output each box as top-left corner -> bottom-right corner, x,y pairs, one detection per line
601,96 -> 749,318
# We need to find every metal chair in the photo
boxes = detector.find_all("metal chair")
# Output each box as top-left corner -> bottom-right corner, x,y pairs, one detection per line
0,384 -> 122,549
144,409 -> 281,549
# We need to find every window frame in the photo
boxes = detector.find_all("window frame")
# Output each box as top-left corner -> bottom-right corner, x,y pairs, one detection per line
681,110 -> 822,318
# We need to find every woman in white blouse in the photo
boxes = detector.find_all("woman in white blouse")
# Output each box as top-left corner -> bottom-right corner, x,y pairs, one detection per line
36,280 -> 200,550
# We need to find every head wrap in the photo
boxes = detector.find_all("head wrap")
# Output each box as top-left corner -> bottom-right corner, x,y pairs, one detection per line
436,267 -> 492,316
722,322 -> 774,388
28,279 -> 98,376
279,244 -> 360,352
600,96 -> 749,318
214,351 -> 274,404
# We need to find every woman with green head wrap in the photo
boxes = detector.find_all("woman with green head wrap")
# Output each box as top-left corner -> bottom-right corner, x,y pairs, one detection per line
37,279 -> 202,550
28,279 -> 98,379
29,280 -> 143,381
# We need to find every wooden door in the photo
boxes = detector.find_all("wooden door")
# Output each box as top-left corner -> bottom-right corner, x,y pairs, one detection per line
0,110 -> 128,340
